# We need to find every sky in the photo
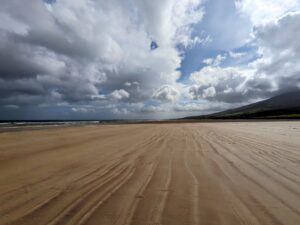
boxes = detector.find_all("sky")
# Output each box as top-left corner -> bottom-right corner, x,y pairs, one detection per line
0,0 -> 300,120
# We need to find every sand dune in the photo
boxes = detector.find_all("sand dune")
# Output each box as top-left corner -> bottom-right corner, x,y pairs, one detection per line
0,122 -> 300,225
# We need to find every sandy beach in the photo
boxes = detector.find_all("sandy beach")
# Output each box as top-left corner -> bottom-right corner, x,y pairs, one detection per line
0,122 -> 300,225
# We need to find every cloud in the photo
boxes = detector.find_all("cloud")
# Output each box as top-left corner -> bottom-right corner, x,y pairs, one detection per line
174,101 -> 228,113
1,0 -> 299,119
133,0 -> 205,47
252,11 -> 300,93
0,0 -> 204,117
4,105 -> 19,109
152,85 -> 180,102
228,51 -> 246,58
189,66 -> 254,103
202,58 -> 214,65
236,0 -> 300,25
71,106 -> 94,113
188,11 -> 300,105
194,0 -> 252,50
202,54 -> 226,66
141,105 -> 165,113
202,86 -> 216,98
110,89 -> 130,101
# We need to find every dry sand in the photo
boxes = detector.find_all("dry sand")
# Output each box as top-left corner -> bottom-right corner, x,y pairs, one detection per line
0,122 -> 300,225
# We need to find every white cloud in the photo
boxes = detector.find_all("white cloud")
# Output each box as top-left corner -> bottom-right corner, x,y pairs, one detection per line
152,85 -> 180,102
124,82 -> 131,87
252,11 -> 300,92
190,66 -> 247,87
202,86 -> 216,98
236,0 -> 300,25
110,89 -> 130,100
189,66 -> 258,103
202,58 -> 214,65
228,51 -> 246,58
188,10 -> 300,105
0,0 -> 204,116
132,0 -> 204,46
202,54 -> 226,66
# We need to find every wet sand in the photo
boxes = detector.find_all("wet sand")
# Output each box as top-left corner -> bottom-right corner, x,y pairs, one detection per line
0,122 -> 300,225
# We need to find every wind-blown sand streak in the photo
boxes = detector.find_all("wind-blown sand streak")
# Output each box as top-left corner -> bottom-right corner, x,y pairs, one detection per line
0,122 -> 300,225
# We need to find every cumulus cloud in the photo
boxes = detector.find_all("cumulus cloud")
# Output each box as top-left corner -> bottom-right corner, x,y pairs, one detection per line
152,85 -> 180,102
189,66 -> 253,103
110,89 -> 130,101
1,0 -> 300,119
187,10 -> 300,106
0,0 -> 204,117
175,5 -> 300,115
252,11 -> 300,92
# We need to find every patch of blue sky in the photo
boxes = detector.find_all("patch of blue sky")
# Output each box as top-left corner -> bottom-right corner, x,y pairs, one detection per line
177,46 -> 220,82
177,0 -> 253,83
223,44 -> 260,68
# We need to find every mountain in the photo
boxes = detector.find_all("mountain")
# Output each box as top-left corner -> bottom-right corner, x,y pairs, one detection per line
184,90 -> 300,119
